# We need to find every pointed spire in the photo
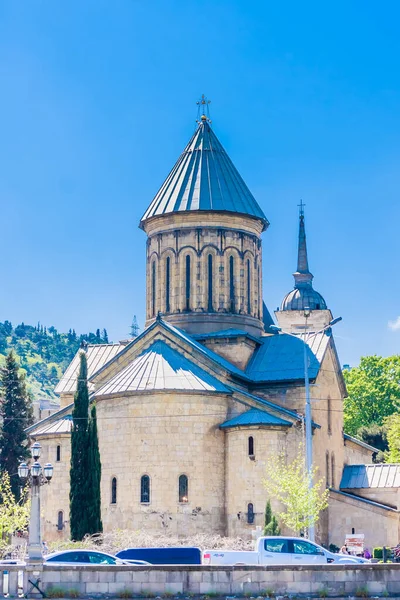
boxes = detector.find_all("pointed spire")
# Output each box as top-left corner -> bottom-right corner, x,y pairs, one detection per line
293,202 -> 313,288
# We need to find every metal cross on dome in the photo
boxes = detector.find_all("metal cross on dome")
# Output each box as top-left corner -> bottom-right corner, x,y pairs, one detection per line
196,94 -> 211,123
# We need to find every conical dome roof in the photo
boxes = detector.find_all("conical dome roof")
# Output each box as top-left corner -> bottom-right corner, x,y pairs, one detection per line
140,117 -> 268,229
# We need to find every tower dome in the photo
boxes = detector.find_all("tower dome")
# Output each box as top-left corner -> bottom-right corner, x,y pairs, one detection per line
140,103 -> 269,337
280,205 -> 327,312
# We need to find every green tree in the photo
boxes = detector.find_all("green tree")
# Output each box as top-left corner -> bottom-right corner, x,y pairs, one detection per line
263,499 -> 281,535
384,413 -> 400,463
357,423 -> 388,462
343,356 -> 400,436
70,352 -> 90,540
264,446 -> 329,536
0,352 -> 33,499
0,471 -> 30,555
86,404 -> 103,535
70,353 -> 102,540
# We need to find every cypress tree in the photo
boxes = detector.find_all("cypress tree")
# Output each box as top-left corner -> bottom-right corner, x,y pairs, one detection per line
70,352 -> 103,540
86,404 -> 103,534
0,351 -> 33,499
70,352 -> 90,540
263,499 -> 281,536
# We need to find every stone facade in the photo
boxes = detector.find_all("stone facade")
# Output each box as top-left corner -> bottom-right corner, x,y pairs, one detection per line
28,113 -> 400,550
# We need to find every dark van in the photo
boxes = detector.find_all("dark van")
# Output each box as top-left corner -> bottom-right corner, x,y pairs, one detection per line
115,547 -> 202,565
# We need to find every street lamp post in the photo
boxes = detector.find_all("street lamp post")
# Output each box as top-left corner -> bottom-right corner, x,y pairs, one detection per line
18,442 -> 53,562
271,313 -> 342,542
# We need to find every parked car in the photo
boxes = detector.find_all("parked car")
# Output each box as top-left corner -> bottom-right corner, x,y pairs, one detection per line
44,550 -> 150,566
116,547 -> 202,565
203,537 -> 370,566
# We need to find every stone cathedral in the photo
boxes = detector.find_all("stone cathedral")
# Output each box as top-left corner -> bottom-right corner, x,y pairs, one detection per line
29,109 -> 400,549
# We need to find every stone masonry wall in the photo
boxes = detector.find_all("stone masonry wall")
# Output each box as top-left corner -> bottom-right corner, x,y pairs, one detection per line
38,563 -> 400,597
97,391 -> 229,535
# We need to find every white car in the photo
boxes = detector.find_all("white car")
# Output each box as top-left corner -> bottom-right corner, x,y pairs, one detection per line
44,550 -> 140,566
204,536 -> 369,566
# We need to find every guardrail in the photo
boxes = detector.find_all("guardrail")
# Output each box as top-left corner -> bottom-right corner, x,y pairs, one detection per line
2,563 -> 400,598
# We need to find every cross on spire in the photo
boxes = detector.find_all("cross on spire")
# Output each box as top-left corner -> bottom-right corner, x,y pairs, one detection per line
298,199 -> 306,218
196,94 -> 211,123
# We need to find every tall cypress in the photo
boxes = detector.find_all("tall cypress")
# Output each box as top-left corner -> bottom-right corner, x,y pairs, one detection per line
70,352 -> 102,540
0,351 -> 33,499
86,404 -> 103,534
70,352 -> 90,540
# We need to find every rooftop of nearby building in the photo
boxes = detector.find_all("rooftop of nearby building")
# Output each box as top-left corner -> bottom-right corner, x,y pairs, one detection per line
341,464 -> 400,489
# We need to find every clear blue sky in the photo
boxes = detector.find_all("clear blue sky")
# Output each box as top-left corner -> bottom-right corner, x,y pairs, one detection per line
1,0 -> 400,366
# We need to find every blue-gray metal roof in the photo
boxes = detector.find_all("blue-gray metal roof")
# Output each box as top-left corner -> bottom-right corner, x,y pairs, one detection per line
340,464 -> 400,489
220,408 -> 291,429
93,340 -> 230,396
246,331 -> 329,382
343,433 -> 379,453
140,119 -> 269,229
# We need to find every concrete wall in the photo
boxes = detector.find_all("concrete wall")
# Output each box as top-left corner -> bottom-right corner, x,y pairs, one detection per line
37,564 -> 400,597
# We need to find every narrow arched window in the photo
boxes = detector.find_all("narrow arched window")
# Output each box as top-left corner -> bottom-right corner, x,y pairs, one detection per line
208,254 -> 213,312
57,510 -> 64,531
229,256 -> 235,312
331,453 -> 335,488
248,436 -> 254,457
151,261 -> 156,317
179,474 -> 188,503
56,445 -> 61,462
111,477 -> 117,504
257,265 -> 260,316
165,257 -> 171,313
141,475 -> 150,503
185,255 -> 191,310
325,451 -> 330,487
247,259 -> 251,314
247,503 -> 255,524
327,397 -> 332,435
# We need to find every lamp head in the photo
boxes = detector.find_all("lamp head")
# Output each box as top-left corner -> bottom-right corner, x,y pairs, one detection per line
18,462 -> 29,480
43,463 -> 53,481
31,442 -> 41,460
31,462 -> 42,478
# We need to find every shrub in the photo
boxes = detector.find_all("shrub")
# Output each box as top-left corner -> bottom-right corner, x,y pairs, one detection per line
318,587 -> 328,598
355,586 -> 369,598
117,590 -> 134,599
373,547 -> 383,559
67,589 -> 80,599
46,587 -> 66,599
329,544 -> 339,553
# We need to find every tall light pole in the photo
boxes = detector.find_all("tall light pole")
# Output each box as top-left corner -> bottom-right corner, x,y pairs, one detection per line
271,313 -> 342,541
18,442 -> 53,562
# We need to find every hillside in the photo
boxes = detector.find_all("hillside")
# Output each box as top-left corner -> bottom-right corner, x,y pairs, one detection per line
0,321 -> 109,402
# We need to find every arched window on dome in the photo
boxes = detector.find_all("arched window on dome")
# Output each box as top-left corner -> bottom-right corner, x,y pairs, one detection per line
247,259 -> 251,314
208,254 -> 213,312
179,474 -> 188,503
185,255 -> 191,311
140,475 -> 150,504
165,257 -> 171,313
229,256 -> 235,313
111,477 -> 117,504
151,261 -> 156,317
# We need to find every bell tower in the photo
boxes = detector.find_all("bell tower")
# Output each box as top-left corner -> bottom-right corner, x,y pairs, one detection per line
140,99 -> 269,337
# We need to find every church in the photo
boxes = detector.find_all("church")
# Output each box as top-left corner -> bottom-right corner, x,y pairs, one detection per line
28,107 -> 400,549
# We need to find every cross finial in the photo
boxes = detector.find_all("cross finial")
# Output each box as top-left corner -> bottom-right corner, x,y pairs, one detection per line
298,199 -> 306,218
196,94 -> 211,124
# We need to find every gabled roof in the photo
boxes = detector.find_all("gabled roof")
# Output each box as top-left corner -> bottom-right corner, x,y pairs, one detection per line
340,464 -> 400,489
140,118 -> 268,229
220,408 -> 291,429
246,331 -> 330,383
93,340 -> 230,397
33,415 -> 72,436
343,433 -> 379,453
55,343 -> 126,394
